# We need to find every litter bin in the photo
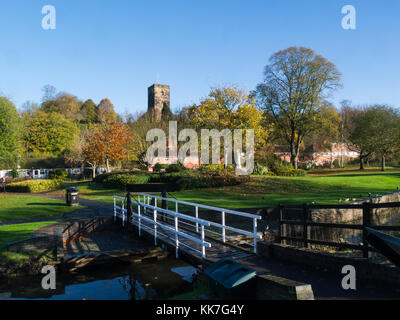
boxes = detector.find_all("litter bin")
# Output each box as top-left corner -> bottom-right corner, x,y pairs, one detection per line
66,186 -> 79,206
204,258 -> 256,299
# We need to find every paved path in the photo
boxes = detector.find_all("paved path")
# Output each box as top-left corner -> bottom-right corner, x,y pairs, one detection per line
63,230 -> 151,256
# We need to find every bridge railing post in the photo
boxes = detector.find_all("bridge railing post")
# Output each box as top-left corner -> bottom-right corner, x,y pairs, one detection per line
195,206 -> 199,233
201,224 -> 206,259
175,216 -> 179,258
222,211 -> 226,242
154,201 -> 157,246
113,196 -> 116,223
138,202 -> 141,237
253,218 -> 258,254
122,200 -> 125,227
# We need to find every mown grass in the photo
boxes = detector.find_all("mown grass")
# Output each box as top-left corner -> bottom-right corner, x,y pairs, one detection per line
0,220 -> 60,249
0,220 -> 60,264
51,167 -> 400,209
0,194 -> 84,222
172,168 -> 400,208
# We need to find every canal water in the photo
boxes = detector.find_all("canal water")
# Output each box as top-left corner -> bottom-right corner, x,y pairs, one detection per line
0,257 -> 198,300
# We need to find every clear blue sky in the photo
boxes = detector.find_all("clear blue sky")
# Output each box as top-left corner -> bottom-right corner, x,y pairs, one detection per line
1,0 -> 399,115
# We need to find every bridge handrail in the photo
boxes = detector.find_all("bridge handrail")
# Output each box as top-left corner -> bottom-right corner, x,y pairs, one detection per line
139,193 -> 262,219
139,193 -> 261,254
128,209 -> 212,248
207,220 -> 263,239
138,202 -> 211,227
114,194 -> 211,258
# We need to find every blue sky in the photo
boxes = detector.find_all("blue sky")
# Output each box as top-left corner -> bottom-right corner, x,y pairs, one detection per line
1,0 -> 399,115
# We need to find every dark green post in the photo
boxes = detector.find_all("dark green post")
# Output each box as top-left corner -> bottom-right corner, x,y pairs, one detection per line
161,190 -> 167,222
127,192 -> 132,226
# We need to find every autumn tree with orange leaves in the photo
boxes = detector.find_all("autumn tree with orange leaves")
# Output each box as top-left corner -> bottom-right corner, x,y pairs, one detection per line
83,123 -> 131,178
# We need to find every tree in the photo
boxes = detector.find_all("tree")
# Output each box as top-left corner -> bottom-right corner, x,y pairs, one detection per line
41,99 -> 57,113
188,86 -> 270,168
302,102 -> 342,167
82,128 -> 104,179
101,123 -> 132,172
20,100 -> 40,117
254,46 -> 341,168
347,106 -> 400,171
41,92 -> 81,121
54,93 -> 81,120
41,85 -> 57,102
340,105 -> 371,170
23,110 -> 78,155
97,98 -> 117,124
191,86 -> 269,145
161,102 -> 174,121
82,123 -> 132,177
0,97 -> 22,169
126,112 -> 169,168
64,128 -> 91,168
80,99 -> 97,123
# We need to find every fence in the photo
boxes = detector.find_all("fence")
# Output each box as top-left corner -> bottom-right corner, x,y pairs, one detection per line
278,202 -> 400,258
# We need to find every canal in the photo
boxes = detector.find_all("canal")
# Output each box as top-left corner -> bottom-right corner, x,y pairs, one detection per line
0,256 -> 199,300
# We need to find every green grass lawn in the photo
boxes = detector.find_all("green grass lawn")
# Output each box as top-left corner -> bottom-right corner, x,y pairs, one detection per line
0,194 -> 84,222
0,220 -> 60,249
174,168 -> 400,208
68,167 -> 400,209
0,220 -> 61,264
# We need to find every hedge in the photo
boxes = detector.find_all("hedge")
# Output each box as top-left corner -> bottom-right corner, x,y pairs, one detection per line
102,173 -> 151,188
273,168 -> 306,177
200,164 -> 234,172
6,179 -> 64,193
150,170 -> 246,191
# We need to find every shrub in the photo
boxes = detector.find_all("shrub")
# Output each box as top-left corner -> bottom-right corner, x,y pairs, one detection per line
55,169 -> 68,180
267,159 -> 293,172
11,169 -> 18,178
165,161 -> 186,173
200,164 -> 234,172
153,163 -> 168,172
150,170 -> 246,190
48,169 -> 68,180
253,163 -> 269,175
273,168 -> 306,177
102,173 -> 151,188
6,179 -> 64,193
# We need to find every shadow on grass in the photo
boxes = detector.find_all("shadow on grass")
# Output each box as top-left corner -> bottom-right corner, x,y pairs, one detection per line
26,203 -> 66,207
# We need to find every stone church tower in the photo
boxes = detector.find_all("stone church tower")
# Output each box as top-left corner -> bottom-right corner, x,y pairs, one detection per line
148,84 -> 170,121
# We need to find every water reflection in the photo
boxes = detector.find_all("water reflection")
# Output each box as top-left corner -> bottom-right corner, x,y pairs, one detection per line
0,257 -> 196,300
